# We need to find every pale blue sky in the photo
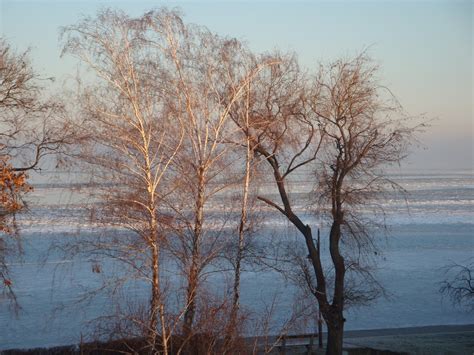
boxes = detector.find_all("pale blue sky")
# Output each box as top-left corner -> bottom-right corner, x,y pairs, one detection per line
1,0 -> 472,170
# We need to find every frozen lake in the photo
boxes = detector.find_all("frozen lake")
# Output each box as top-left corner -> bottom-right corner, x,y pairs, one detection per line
1,170 -> 473,350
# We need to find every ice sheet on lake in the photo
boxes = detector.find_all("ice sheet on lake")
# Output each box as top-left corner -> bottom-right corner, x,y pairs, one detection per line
1,171 -> 473,349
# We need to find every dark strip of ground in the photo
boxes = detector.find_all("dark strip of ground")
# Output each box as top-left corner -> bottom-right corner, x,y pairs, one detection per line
1,324 -> 473,355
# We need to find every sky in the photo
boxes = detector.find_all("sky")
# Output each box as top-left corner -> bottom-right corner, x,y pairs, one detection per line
1,0 -> 472,170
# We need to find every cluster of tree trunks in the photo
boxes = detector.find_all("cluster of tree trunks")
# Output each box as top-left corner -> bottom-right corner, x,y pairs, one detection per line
1,8 -> 419,355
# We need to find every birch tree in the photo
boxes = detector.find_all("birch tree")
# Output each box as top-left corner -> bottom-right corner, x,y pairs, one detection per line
62,9 -> 268,352
141,15 -> 271,347
62,10 -> 184,353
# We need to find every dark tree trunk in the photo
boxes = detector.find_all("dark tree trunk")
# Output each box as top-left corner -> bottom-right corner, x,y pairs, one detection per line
325,189 -> 345,355
253,143 -> 342,352
325,312 -> 344,355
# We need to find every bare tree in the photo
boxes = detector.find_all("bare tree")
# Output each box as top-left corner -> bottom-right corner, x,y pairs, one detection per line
139,17 -> 275,347
228,80 -> 253,337
61,9 -> 270,353
61,10 -> 186,353
219,77 -> 258,352
229,52 -> 419,354
0,38 -> 73,305
137,14 -> 240,345
216,48 -> 284,350
440,259 -> 474,310
60,9 -> 421,354
305,54 -> 417,354
225,52 -> 329,351
0,39 -> 72,174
